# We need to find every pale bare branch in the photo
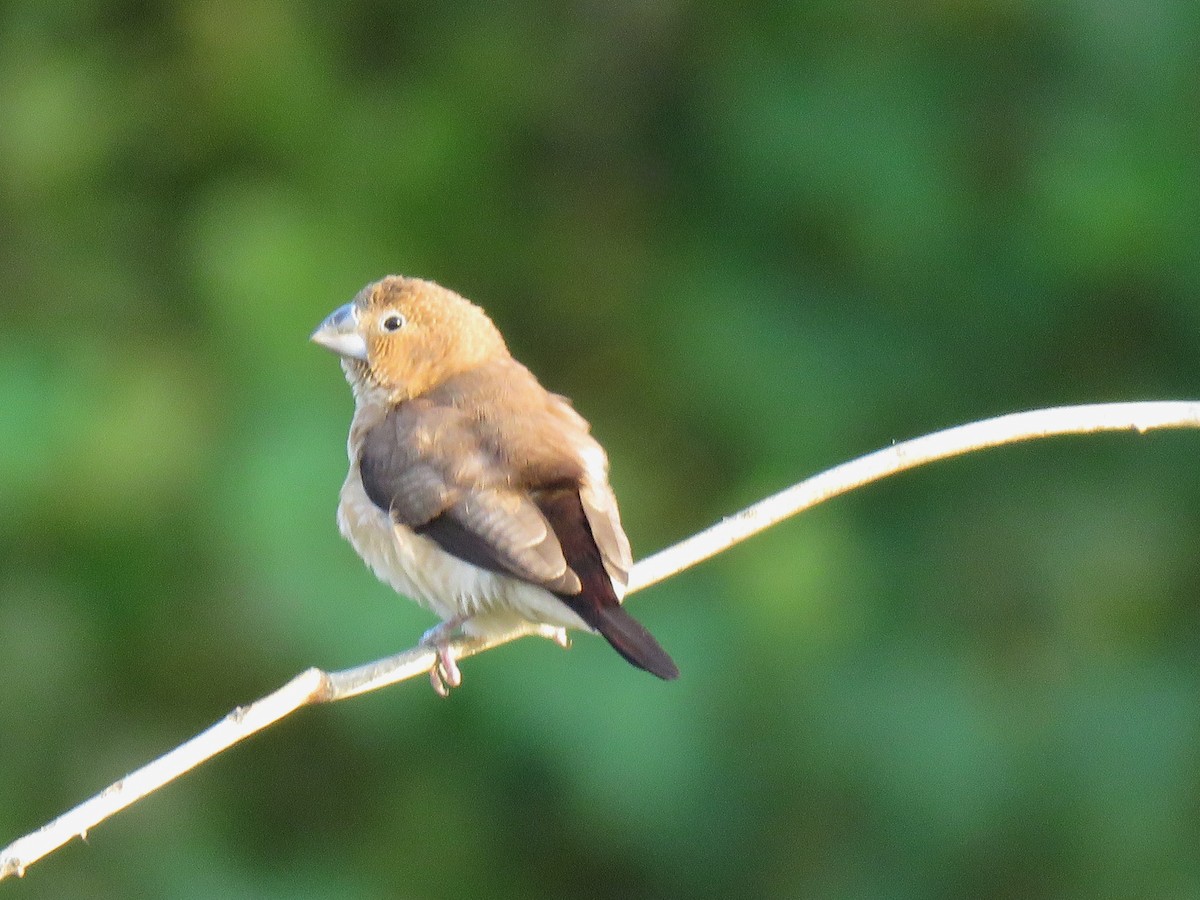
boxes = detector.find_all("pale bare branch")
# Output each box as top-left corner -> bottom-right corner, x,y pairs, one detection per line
4,400 -> 1199,881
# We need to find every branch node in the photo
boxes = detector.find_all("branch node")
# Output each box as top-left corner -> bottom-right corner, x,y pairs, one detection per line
301,667 -> 337,704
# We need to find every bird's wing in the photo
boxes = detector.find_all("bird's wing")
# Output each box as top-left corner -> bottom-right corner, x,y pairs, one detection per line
578,478 -> 632,597
358,400 -> 582,594
533,484 -> 678,679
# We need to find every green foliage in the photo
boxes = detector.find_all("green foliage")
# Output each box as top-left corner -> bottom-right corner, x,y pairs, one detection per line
3,1 -> 1200,897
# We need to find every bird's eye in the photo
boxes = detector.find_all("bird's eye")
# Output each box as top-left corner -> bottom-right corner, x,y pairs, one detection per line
382,313 -> 406,332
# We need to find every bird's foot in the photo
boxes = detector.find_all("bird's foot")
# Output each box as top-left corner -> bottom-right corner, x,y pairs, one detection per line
421,620 -> 465,698
533,624 -> 571,650
429,648 -> 461,698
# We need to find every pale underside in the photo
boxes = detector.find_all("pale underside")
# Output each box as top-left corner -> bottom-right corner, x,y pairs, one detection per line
338,465 -> 594,637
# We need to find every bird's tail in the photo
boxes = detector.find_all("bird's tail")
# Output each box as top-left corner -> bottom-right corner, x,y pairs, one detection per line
593,605 -> 680,680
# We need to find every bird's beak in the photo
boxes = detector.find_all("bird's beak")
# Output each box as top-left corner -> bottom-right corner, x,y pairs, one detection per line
310,303 -> 368,360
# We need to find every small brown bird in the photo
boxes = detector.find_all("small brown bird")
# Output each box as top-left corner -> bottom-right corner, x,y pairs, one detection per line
311,275 -> 678,695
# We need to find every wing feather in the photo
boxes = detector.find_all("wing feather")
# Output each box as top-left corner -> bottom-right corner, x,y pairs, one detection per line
358,398 -> 579,593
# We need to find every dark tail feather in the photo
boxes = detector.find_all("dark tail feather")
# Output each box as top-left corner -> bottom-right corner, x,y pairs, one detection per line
593,605 -> 680,680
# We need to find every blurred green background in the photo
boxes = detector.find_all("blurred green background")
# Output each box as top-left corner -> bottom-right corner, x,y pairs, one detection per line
3,1 -> 1200,898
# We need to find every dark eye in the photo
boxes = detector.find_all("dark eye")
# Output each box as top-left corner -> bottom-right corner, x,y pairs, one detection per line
382,313 -> 406,332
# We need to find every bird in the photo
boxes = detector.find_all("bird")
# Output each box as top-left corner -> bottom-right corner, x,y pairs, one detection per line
311,275 -> 679,695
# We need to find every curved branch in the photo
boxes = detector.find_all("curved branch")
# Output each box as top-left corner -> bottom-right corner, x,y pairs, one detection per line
3,400 -> 1199,880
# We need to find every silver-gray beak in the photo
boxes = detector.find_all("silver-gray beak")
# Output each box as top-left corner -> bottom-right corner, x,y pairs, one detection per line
310,303 -> 368,360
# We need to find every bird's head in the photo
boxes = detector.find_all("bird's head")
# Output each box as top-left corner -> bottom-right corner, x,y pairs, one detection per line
311,275 -> 508,402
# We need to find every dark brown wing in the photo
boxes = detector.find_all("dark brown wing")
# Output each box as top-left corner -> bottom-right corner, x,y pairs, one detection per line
534,487 -> 678,680
359,398 -> 580,594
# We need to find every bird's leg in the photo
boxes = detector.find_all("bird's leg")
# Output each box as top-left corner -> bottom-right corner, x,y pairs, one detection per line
420,618 -> 466,697
419,619 -> 570,696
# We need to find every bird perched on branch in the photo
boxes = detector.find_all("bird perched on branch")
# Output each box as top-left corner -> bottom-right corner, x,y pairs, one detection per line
311,275 -> 679,695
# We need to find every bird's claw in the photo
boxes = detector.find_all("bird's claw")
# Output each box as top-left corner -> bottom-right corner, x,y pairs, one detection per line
429,646 -> 462,698
422,620 -> 465,697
